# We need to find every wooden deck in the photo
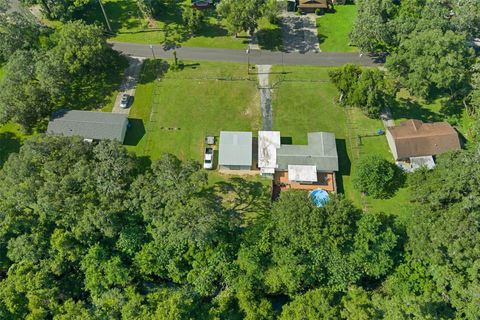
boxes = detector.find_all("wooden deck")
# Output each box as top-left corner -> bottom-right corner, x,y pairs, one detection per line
273,171 -> 335,192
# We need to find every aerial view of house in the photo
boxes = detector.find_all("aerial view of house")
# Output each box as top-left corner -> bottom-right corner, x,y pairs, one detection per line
47,110 -> 129,143
218,131 -> 253,171
386,119 -> 461,171
0,0 -> 478,318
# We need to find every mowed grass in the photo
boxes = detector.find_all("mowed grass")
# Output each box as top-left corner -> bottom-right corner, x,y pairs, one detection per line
271,65 -> 410,216
317,5 -> 358,52
78,0 -> 250,49
126,59 -> 260,163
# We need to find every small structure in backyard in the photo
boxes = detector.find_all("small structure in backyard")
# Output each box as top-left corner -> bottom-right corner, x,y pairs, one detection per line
297,0 -> 331,14
386,119 -> 462,172
258,131 -> 339,193
47,110 -> 129,143
218,131 -> 253,171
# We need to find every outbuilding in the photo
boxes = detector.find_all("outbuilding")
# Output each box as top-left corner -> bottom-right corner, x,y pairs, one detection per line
218,131 -> 253,170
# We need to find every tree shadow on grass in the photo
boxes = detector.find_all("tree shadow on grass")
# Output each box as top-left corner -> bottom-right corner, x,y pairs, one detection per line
137,59 -> 170,84
391,97 -> 443,123
76,0 -> 142,33
335,139 -> 350,194
257,28 -> 283,51
0,132 -> 21,168
213,177 -> 271,218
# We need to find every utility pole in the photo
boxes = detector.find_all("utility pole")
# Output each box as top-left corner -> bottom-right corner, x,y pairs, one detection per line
246,48 -> 250,75
98,0 -> 112,32
149,45 -> 156,60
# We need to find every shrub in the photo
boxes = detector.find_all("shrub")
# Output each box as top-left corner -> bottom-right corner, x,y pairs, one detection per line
352,155 -> 404,199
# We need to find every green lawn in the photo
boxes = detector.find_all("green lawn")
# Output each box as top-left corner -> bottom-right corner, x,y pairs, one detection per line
0,123 -> 34,168
126,59 -> 260,162
316,4 -> 358,52
271,65 -> 410,216
78,0 -> 254,49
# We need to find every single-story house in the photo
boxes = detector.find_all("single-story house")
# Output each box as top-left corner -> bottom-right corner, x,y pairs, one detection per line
47,110 -> 129,143
259,131 -> 339,192
218,131 -> 253,171
386,119 -> 461,170
297,0 -> 331,13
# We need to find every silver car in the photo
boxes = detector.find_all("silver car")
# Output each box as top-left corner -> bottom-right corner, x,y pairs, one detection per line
120,93 -> 129,108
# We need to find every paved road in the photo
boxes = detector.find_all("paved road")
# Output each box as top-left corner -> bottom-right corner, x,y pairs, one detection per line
110,41 -> 382,67
112,56 -> 144,114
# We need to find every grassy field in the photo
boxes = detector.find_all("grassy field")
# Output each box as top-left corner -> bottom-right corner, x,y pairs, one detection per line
78,0 -> 280,50
126,60 -> 260,162
316,5 -> 358,52
270,65 -> 410,216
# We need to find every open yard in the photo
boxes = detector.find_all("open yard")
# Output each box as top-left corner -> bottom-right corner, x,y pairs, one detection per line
77,0 -> 280,50
126,60 -> 261,162
270,65 -> 410,216
316,4 -> 358,52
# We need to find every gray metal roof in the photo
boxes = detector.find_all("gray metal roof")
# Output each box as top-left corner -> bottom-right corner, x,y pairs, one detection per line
47,110 -> 128,142
218,131 -> 252,166
277,132 -> 339,172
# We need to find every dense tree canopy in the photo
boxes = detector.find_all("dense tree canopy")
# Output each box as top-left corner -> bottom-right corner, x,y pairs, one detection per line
0,136 -> 479,318
329,64 -> 396,117
0,19 -> 122,130
351,0 -> 479,102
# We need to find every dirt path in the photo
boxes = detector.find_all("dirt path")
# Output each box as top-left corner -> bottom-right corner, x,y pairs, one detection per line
257,65 -> 273,131
112,56 -> 144,115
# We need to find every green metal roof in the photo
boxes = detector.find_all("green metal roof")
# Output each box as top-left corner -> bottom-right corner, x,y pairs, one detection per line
218,131 -> 252,167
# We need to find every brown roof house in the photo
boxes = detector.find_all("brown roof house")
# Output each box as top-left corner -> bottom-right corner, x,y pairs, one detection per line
297,0 -> 331,13
386,119 -> 461,170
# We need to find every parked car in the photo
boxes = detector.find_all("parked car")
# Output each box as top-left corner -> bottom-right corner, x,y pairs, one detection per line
203,147 -> 214,169
120,93 -> 129,108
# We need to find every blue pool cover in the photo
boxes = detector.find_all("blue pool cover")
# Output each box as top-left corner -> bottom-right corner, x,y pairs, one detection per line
310,189 -> 330,207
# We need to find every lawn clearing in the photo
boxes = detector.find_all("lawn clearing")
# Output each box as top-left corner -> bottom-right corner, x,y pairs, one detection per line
0,123 -> 34,168
78,0 -> 250,49
317,4 -> 358,52
271,65 -> 410,217
126,59 -> 261,163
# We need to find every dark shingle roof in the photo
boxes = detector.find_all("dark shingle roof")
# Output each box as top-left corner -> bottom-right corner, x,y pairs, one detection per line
47,110 -> 128,142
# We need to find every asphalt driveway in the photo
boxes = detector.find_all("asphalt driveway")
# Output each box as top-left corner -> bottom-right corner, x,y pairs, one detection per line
280,13 -> 320,53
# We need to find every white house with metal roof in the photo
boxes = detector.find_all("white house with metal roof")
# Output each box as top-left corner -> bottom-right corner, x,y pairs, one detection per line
218,131 -> 253,170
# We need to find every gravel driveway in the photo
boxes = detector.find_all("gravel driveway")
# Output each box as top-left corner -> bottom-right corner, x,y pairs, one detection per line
112,57 -> 144,114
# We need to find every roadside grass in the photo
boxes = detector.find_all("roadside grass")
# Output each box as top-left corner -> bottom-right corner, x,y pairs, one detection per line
126,59 -> 260,162
316,4 -> 358,52
78,0 -> 250,49
270,65 -> 410,217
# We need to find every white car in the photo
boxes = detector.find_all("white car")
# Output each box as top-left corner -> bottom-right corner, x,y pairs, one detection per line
203,147 -> 214,170
120,93 -> 129,108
